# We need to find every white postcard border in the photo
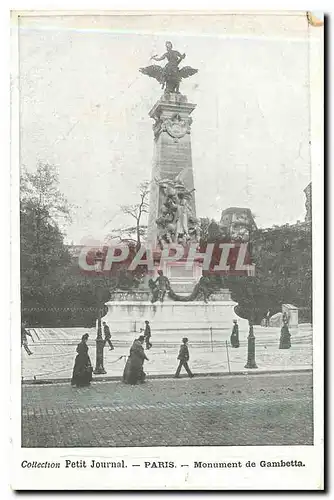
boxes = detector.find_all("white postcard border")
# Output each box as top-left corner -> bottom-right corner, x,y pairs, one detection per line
10,9 -> 324,491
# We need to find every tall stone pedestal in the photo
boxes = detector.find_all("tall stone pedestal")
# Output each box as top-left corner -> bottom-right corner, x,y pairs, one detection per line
147,92 -> 197,245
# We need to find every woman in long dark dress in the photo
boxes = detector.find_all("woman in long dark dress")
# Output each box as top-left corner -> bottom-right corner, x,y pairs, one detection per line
123,336 -> 148,385
71,333 -> 93,387
279,324 -> 291,349
230,320 -> 240,348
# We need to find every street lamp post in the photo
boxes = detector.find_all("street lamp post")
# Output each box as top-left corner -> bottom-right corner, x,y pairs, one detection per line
245,319 -> 258,369
93,251 -> 106,375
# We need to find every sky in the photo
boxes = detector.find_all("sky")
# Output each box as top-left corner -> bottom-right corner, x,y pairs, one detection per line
18,14 -> 312,244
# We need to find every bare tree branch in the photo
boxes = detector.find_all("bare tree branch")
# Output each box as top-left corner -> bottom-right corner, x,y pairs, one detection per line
116,181 -> 150,248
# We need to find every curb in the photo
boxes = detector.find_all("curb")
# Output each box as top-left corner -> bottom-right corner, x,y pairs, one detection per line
22,368 -> 313,385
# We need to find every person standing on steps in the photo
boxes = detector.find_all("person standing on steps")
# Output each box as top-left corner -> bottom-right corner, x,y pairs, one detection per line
174,337 -> 194,378
103,322 -> 114,350
143,320 -> 152,350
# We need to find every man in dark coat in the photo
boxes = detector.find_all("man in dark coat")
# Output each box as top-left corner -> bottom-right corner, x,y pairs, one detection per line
230,320 -> 240,348
174,337 -> 194,378
143,320 -> 152,350
103,322 -> 114,350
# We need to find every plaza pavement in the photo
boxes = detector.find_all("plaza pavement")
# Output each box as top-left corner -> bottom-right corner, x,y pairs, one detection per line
21,324 -> 312,382
22,372 -> 313,447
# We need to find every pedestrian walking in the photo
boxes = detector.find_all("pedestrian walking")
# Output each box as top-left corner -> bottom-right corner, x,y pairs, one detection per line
123,336 -> 148,385
103,321 -> 114,350
71,333 -> 93,387
174,337 -> 194,378
21,323 -> 34,355
144,320 -> 152,350
230,319 -> 240,348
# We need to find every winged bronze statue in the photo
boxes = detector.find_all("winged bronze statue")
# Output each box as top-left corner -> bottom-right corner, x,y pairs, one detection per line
139,41 -> 198,94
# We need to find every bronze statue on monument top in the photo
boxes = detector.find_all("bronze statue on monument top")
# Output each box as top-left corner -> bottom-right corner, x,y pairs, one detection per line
139,41 -> 198,94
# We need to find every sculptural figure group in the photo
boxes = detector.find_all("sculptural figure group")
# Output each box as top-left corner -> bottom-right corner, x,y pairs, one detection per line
148,270 -> 215,304
155,176 -> 200,249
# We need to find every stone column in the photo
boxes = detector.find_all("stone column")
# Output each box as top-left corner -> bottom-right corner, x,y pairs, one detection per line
147,93 -> 197,246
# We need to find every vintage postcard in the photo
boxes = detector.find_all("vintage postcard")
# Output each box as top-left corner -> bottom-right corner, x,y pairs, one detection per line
11,10 -> 324,490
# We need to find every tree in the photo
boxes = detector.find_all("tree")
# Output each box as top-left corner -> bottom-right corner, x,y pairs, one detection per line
21,163 -> 72,287
20,163 -> 73,323
119,181 -> 150,250
21,162 -> 71,227
21,205 -> 71,287
226,223 -> 312,323
252,223 -> 312,321
102,181 -> 150,290
198,214 -> 312,324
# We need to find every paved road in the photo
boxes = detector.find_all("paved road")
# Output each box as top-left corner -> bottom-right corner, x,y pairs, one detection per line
22,372 -> 313,448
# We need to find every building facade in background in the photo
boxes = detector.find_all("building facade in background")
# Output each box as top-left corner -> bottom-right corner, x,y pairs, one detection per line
220,207 -> 257,242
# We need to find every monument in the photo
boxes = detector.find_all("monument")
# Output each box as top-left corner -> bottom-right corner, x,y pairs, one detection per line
102,42 -> 248,341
